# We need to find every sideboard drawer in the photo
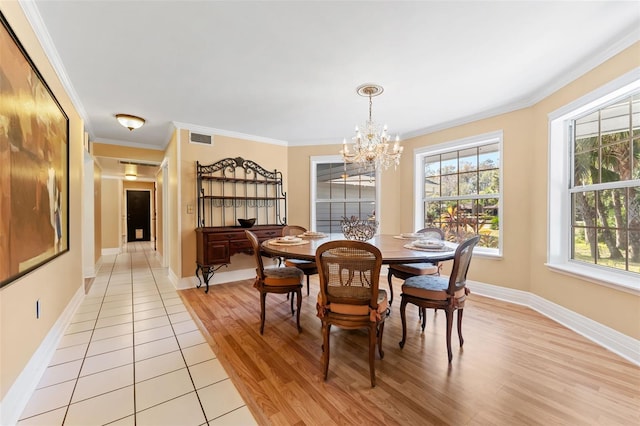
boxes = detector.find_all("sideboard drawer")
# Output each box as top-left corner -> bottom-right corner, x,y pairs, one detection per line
252,229 -> 281,239
230,240 -> 252,252
196,225 -> 285,267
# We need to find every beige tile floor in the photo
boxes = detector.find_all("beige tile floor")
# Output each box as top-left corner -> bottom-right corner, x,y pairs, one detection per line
17,242 -> 257,426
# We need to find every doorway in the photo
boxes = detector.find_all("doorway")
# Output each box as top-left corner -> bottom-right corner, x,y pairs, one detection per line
126,190 -> 151,242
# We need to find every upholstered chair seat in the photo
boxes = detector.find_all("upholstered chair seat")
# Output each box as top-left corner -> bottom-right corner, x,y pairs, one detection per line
264,267 -> 304,286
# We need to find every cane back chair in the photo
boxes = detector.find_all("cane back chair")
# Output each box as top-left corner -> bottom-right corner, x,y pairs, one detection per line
315,240 -> 387,387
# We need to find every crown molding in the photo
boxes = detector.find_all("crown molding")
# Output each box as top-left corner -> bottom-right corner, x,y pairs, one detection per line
172,121 -> 289,147
400,22 -> 640,142
18,0 -> 93,136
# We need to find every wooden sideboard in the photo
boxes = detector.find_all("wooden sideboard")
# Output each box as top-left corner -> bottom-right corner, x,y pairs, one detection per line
195,225 -> 284,292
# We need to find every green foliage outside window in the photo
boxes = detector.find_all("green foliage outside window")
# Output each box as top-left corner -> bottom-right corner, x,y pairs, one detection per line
423,142 -> 500,249
571,93 -> 640,274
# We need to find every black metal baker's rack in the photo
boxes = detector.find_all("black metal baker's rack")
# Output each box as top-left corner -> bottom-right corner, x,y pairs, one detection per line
196,157 -> 287,227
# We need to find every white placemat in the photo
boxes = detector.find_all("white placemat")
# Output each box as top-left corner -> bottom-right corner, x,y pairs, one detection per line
403,243 -> 454,252
267,239 -> 310,246
300,232 -> 327,239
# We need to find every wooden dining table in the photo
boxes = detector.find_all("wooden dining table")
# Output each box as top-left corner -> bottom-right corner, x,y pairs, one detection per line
261,233 -> 458,306
261,233 -> 457,264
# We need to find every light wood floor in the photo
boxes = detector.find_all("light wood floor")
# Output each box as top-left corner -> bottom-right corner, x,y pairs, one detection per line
180,275 -> 640,425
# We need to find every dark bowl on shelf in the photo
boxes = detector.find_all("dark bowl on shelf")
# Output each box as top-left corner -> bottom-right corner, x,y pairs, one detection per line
238,218 -> 256,228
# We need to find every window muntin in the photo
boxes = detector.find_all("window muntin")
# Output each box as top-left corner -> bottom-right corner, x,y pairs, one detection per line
417,134 -> 502,254
312,160 -> 377,234
569,93 -> 640,274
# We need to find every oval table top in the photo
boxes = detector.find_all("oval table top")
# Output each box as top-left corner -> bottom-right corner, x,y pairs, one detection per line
261,233 -> 457,264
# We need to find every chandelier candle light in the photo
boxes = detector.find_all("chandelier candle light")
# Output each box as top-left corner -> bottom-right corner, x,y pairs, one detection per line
340,84 -> 403,170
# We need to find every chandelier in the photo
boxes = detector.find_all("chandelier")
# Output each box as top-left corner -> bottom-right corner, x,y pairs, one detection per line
340,84 -> 403,170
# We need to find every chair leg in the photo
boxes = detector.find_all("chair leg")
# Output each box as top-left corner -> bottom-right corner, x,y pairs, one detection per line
295,288 -> 302,332
421,307 -> 426,331
369,323 -> 376,387
386,270 -> 394,307
445,308 -> 454,363
322,322 -> 331,380
457,308 -> 464,347
306,275 -> 310,296
399,297 -> 408,349
377,320 -> 385,359
260,292 -> 267,335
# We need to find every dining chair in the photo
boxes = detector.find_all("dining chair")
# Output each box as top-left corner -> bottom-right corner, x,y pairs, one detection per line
387,227 -> 444,308
282,225 -> 318,296
245,230 -> 303,335
398,235 -> 480,363
315,240 -> 387,387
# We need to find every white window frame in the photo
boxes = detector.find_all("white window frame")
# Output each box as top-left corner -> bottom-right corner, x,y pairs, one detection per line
413,131 -> 503,257
310,155 -> 381,232
547,68 -> 640,293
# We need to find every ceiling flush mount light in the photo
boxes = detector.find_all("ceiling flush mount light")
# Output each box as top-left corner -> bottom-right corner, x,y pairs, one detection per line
115,114 -> 145,131
340,84 -> 403,171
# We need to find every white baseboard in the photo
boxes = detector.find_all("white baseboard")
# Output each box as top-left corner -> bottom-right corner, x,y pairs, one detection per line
167,268 -> 181,289
468,280 -> 640,366
176,267 -> 257,291
0,285 -> 85,426
83,264 -> 96,279
210,268 -> 256,285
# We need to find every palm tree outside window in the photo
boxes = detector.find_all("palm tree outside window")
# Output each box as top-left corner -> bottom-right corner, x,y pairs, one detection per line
570,93 -> 640,274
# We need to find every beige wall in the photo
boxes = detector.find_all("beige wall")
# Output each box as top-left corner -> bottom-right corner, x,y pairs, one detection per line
93,160 -> 102,263
101,178 -> 121,249
179,130 -> 289,277
166,131 -> 181,277
0,2 -> 85,400
156,167 -> 163,258
92,143 -> 164,163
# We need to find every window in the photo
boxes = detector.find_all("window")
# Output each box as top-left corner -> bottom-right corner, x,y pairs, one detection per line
414,132 -> 502,256
310,156 -> 379,234
548,71 -> 640,291
570,94 -> 640,274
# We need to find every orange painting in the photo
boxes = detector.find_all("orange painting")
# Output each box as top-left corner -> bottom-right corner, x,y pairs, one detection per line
0,12 -> 69,288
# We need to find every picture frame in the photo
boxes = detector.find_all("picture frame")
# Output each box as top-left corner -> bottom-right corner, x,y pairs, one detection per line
0,12 -> 69,288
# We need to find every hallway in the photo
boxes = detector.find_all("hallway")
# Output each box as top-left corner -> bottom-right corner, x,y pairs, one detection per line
17,242 -> 256,425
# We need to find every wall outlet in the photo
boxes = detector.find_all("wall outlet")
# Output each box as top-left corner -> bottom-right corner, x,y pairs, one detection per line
187,203 -> 194,214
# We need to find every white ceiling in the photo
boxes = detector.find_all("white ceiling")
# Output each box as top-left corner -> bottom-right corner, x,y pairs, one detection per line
24,0 -> 640,154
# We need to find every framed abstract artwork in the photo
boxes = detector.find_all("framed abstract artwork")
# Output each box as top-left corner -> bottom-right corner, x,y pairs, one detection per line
0,12 -> 69,288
